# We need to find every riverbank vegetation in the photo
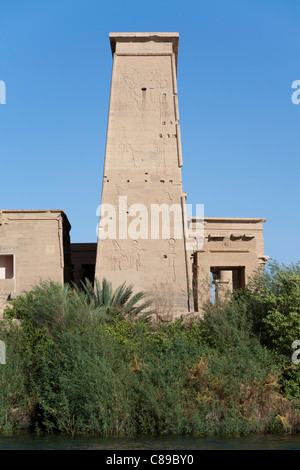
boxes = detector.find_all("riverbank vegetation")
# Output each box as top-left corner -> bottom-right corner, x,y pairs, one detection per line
0,261 -> 300,437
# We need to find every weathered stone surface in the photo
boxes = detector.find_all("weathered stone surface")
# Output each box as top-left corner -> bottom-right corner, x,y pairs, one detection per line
189,217 -> 268,310
0,210 -> 72,313
95,33 -> 190,313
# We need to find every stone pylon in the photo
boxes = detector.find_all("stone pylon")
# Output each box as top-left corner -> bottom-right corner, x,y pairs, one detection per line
95,33 -> 191,313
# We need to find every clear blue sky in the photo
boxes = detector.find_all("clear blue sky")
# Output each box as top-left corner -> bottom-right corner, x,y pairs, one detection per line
0,0 -> 299,265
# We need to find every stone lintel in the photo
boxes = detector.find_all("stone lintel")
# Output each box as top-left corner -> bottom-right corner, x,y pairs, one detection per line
190,217 -> 267,224
0,209 -> 71,231
109,32 -> 179,67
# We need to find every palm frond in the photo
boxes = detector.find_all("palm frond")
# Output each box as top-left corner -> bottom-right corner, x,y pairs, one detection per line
78,278 -> 152,321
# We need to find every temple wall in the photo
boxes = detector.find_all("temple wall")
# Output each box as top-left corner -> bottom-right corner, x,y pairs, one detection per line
0,210 -> 71,314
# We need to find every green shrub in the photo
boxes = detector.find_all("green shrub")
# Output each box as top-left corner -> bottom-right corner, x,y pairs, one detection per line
1,269 -> 300,437
0,319 -> 32,434
232,261 -> 300,399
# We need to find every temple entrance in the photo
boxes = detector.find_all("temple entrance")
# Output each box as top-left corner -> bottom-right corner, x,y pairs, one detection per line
211,266 -> 245,302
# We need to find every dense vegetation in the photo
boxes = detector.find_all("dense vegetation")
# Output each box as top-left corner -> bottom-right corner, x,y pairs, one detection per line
0,261 -> 300,437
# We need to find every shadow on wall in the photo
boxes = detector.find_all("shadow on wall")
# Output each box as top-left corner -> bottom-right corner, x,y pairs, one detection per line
71,243 -> 97,287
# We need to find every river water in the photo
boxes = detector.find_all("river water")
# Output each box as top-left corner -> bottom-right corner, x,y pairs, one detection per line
0,433 -> 300,450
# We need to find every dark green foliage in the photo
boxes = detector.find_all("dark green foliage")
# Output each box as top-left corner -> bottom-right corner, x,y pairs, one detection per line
233,261 -> 300,399
1,264 -> 300,437
0,320 -> 33,434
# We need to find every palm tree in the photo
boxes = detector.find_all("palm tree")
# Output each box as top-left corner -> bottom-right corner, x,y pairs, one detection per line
77,278 -> 152,321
